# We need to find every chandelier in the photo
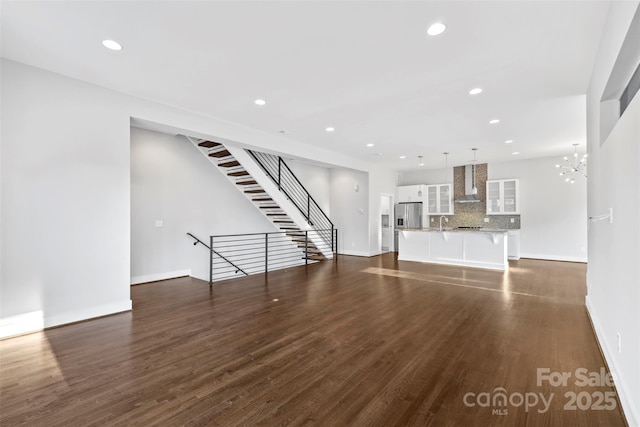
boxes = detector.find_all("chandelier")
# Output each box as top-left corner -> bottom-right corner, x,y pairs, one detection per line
556,144 -> 587,184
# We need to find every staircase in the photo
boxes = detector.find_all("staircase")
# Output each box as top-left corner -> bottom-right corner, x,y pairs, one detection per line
188,138 -> 334,270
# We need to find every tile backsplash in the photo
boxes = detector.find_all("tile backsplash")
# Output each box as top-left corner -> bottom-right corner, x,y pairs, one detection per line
428,163 -> 521,230
428,204 -> 521,230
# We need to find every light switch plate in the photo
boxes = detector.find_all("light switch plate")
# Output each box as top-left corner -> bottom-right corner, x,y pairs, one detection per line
484,217 -> 489,223
155,220 -> 164,228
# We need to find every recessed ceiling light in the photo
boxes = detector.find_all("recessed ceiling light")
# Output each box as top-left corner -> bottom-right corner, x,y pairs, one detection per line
426,22 -> 447,36
254,99 -> 266,106
366,143 -> 375,147
469,88 -> 483,95
102,39 -> 122,51
505,140 -> 514,144
376,153 -> 383,156
325,127 -> 335,132
399,156 -> 406,159
489,119 -> 500,124
512,151 -> 520,155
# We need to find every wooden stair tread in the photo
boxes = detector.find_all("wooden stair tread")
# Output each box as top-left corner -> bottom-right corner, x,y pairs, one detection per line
209,150 -> 231,158
228,171 -> 250,177
198,140 -> 222,148
236,180 -> 258,186
273,220 -> 294,223
259,206 -> 281,209
219,160 -> 240,168
301,249 -> 323,254
252,198 -> 273,202
267,213 -> 288,216
244,189 -> 265,194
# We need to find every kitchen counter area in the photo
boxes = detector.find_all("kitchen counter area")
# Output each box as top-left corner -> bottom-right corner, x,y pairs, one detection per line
397,228 -> 508,271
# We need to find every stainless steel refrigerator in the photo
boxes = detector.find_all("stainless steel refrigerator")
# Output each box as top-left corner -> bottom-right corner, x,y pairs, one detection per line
394,202 -> 422,251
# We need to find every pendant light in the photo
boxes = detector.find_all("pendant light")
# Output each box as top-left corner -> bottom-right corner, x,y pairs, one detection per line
417,156 -> 425,196
471,148 -> 478,195
556,144 -> 587,184
443,152 -> 449,182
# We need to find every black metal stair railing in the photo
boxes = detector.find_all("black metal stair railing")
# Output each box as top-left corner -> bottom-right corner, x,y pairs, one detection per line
248,150 -> 335,249
207,229 -> 337,284
187,233 -> 248,277
188,230 -> 337,285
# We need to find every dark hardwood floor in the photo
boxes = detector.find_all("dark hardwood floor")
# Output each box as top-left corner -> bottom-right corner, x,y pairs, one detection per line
0,254 -> 627,426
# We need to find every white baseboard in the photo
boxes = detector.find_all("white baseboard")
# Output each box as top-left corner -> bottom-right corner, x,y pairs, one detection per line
519,253 -> 587,263
339,250 -> 375,257
586,296 -> 638,427
190,272 -> 209,282
0,299 -> 132,339
130,269 -> 191,285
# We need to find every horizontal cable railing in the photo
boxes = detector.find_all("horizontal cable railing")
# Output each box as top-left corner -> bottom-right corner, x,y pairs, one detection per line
248,150 -> 334,247
208,228 -> 337,284
187,233 -> 248,278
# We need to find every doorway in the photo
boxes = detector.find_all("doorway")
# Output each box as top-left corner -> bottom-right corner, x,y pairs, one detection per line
380,194 -> 393,252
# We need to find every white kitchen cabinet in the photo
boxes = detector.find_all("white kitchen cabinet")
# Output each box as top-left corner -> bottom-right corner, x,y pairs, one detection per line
426,184 -> 453,215
507,230 -> 521,260
397,185 -> 425,203
486,179 -> 519,214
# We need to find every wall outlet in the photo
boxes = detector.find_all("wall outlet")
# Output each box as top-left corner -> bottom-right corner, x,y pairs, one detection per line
155,220 -> 164,228
484,217 -> 489,223
510,217 -> 515,223
617,333 -> 621,353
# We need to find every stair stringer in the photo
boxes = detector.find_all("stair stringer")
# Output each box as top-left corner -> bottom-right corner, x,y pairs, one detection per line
225,145 -> 334,260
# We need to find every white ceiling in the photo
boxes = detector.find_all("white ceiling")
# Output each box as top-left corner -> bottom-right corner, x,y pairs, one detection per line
1,1 -> 610,170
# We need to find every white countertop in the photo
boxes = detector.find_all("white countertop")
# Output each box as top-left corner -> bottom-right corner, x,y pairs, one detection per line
399,228 -> 511,233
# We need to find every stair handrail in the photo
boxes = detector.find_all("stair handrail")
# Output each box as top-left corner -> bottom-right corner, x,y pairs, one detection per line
187,232 -> 248,276
208,228 -> 337,283
247,150 -> 334,232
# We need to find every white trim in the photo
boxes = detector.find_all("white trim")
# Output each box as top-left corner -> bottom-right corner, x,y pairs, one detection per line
586,296 -> 637,427
130,269 -> 191,285
0,300 -> 132,339
520,253 -> 587,263
339,250 -> 374,257
190,272 -> 210,283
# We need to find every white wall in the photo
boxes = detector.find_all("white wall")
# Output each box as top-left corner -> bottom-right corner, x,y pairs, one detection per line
330,168 -> 370,256
131,128 -> 276,283
490,156 -> 587,262
585,2 -> 640,426
1,60 -> 132,337
0,59 -> 394,337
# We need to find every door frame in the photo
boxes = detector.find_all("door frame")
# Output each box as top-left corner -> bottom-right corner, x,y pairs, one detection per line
380,193 -> 394,253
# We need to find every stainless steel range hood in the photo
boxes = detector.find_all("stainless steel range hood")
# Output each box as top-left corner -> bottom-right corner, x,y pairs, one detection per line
455,164 -> 481,203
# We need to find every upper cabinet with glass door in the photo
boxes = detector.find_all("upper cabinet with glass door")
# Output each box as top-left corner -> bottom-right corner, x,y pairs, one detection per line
426,184 -> 453,215
486,179 -> 519,214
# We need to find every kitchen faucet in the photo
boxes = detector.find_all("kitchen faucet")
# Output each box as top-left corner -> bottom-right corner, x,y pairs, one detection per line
439,215 -> 448,231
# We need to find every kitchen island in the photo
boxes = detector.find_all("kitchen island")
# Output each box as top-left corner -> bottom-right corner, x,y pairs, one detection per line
397,228 -> 508,271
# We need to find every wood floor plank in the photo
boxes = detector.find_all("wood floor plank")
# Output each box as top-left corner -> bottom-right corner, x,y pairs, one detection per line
0,255 -> 627,426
